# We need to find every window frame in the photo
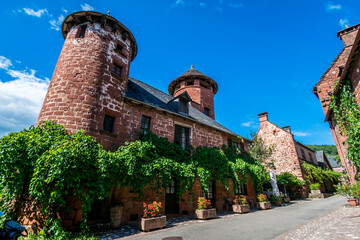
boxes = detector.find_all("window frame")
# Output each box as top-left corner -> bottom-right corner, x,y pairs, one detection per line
103,114 -> 115,133
174,124 -> 190,149
140,115 -> 151,135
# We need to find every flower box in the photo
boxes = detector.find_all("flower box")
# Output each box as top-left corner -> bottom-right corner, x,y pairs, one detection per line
140,215 -> 167,232
195,208 -> 216,220
257,202 -> 271,210
348,199 -> 358,207
232,204 -> 250,214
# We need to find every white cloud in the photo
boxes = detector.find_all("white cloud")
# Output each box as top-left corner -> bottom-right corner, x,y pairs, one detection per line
339,18 -> 349,28
241,121 -> 254,127
0,56 -> 12,70
81,3 -> 94,11
228,3 -> 242,8
49,15 -> 65,31
0,56 -> 49,137
22,8 -> 48,17
173,0 -> 185,7
292,131 -> 311,137
200,2 -> 206,8
326,2 -> 341,11
62,8 -> 68,13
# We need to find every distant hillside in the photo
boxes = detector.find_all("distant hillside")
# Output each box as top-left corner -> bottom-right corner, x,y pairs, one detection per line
306,145 -> 338,156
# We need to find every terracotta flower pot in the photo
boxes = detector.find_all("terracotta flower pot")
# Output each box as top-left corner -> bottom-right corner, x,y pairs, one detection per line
195,208 -> 216,219
274,201 -> 282,206
348,199 -> 357,207
140,215 -> 167,232
257,202 -> 271,210
232,204 -> 250,214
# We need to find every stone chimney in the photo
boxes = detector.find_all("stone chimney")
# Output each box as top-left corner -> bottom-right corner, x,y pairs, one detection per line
258,112 -> 268,127
337,23 -> 360,47
282,126 -> 291,133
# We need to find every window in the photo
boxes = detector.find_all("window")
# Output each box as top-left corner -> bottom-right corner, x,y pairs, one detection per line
300,149 -> 306,160
116,44 -> 123,53
178,99 -> 188,114
202,181 -> 214,199
308,152 -> 314,162
103,114 -> 115,133
78,25 -> 87,38
166,179 -> 175,194
338,66 -> 345,77
174,125 -> 190,149
235,182 -> 247,195
204,107 -> 210,116
112,63 -> 123,77
140,115 -> 151,134
186,81 -> 194,86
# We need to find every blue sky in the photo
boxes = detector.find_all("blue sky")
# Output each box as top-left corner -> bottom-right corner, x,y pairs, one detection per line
0,0 -> 359,144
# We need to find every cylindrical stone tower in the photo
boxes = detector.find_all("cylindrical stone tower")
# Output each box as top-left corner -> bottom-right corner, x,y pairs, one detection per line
37,11 -> 137,143
168,66 -> 218,119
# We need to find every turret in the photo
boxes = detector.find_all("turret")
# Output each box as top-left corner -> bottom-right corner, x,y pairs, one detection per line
168,66 -> 218,119
37,11 -> 137,136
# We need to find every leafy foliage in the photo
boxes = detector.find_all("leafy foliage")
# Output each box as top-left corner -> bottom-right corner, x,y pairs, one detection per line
233,195 -> 247,205
302,162 -> 341,185
197,197 -> 212,210
142,201 -> 162,218
305,145 -> 339,156
310,183 -> 320,190
330,79 -> 360,170
249,131 -> 274,169
0,122 -> 268,237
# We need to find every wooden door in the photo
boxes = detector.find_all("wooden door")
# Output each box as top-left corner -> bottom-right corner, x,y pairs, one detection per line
165,179 -> 179,214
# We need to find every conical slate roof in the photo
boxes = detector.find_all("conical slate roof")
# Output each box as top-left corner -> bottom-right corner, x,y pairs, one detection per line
168,66 -> 218,95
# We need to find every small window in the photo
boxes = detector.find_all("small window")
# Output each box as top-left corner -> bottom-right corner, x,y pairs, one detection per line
338,66 -> 345,77
174,125 -> 190,149
78,25 -> 87,38
140,115 -> 151,134
116,44 -> 123,53
202,181 -> 214,199
308,152 -> 314,162
235,182 -> 247,195
300,149 -> 306,160
178,99 -> 188,114
112,63 -> 123,77
204,107 -> 210,116
186,81 -> 194,86
200,83 -> 208,89
103,114 -> 115,133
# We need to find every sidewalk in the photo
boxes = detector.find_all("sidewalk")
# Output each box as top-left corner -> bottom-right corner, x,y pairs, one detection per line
275,205 -> 360,240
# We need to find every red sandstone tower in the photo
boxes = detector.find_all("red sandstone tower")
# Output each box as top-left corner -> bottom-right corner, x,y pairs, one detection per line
37,11 -> 137,144
168,65 -> 218,119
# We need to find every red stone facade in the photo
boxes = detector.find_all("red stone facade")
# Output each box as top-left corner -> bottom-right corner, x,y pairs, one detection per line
256,112 -> 317,180
36,11 -> 255,228
313,24 -> 360,183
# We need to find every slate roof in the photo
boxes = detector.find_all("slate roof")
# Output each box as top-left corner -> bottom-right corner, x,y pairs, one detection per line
327,156 -> 341,168
125,77 -> 241,138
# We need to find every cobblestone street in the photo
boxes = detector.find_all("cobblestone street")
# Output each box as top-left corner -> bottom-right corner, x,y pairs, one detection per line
275,205 -> 360,240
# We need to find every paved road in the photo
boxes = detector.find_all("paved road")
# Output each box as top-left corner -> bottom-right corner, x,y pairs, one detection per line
129,196 -> 347,240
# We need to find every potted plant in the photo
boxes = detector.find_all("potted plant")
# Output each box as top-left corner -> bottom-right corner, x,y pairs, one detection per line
232,195 -> 250,214
283,194 -> 291,203
310,183 -> 321,194
271,194 -> 283,206
256,193 -> 271,210
140,201 -> 166,232
337,182 -> 359,207
195,197 -> 216,219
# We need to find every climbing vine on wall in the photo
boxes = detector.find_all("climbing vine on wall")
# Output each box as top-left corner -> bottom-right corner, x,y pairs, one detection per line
302,162 -> 341,185
330,79 -> 360,170
0,121 -> 267,237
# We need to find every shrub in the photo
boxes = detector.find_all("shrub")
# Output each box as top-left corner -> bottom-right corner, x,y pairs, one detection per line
142,202 -> 162,218
271,194 -> 283,203
233,195 -> 248,205
197,197 -> 212,210
310,183 -> 320,190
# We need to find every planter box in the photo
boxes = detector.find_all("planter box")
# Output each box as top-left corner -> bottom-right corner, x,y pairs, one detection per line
283,196 -> 290,203
311,189 -> 321,195
195,208 -> 216,220
110,205 -> 123,228
257,202 -> 271,210
348,199 -> 358,207
140,215 -> 166,232
232,204 -> 250,214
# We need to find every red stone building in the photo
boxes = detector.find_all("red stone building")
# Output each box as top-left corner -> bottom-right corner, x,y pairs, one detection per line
36,11 -> 255,226
313,24 -> 360,183
256,112 -> 318,180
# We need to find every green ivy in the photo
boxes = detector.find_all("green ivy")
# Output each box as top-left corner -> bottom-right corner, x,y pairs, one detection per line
302,162 -> 341,184
330,79 -> 360,170
0,122 -> 268,237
